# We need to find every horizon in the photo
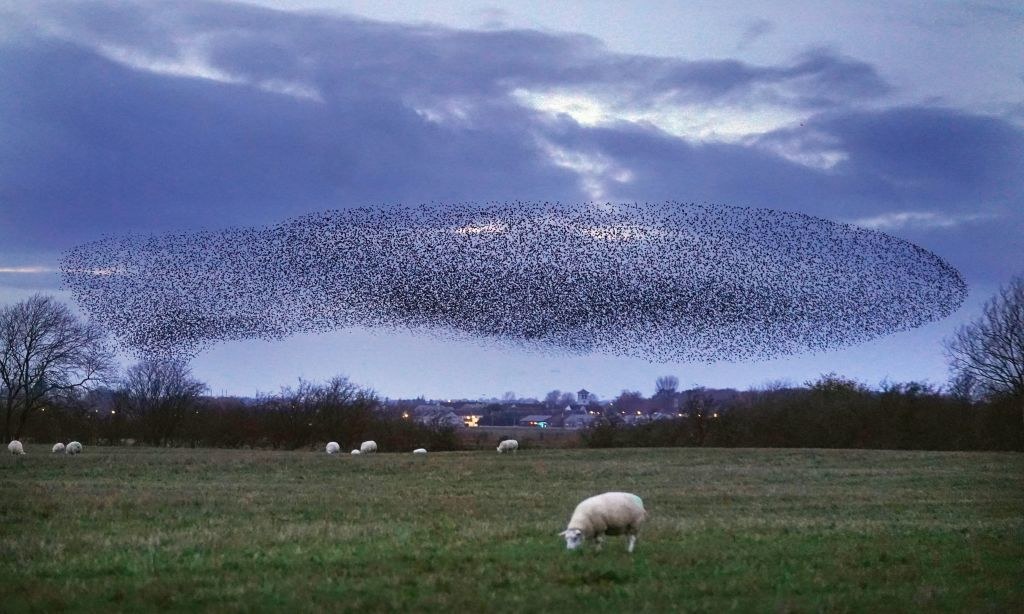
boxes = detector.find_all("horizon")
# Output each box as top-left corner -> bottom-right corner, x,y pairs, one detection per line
1,1 -> 1021,398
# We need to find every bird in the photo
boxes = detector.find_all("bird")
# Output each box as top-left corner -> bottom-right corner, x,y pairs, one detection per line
60,201 -> 966,362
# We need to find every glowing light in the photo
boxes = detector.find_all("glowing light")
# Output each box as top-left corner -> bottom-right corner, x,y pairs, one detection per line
454,222 -> 508,235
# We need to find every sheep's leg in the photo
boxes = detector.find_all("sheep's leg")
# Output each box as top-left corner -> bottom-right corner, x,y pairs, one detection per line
594,534 -> 605,551
627,534 -> 637,553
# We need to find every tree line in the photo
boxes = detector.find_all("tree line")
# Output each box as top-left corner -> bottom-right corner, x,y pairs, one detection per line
18,370 -> 461,451
582,375 -> 1021,451
2,274 -> 1022,451
585,274 -> 1023,451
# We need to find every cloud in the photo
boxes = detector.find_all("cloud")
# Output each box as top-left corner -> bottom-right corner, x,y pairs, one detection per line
846,211 -> 999,231
0,266 -> 56,274
0,0 -> 1020,288
512,87 -> 808,143
750,107 -> 1024,208
813,107 -> 1024,201
90,40 -> 323,101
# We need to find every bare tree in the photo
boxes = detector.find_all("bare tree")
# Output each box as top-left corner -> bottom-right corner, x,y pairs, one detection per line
653,375 -> 679,412
945,275 -> 1024,422
613,390 -> 646,415
655,375 -> 679,395
0,295 -> 117,441
118,358 -> 207,446
263,375 -> 378,449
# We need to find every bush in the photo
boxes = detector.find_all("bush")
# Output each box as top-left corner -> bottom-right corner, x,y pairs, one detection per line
582,381 -> 1022,451
19,377 -> 463,451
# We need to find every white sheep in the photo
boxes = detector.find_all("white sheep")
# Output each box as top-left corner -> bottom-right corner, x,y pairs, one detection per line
8,440 -> 25,455
65,441 -> 83,455
359,440 -> 377,454
412,448 -> 427,454
350,449 -> 361,455
496,439 -> 518,453
559,492 -> 647,553
52,442 -> 65,454
325,441 -> 340,455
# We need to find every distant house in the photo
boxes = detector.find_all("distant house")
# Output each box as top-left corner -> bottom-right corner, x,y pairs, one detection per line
412,404 -> 464,428
454,403 -> 487,428
577,389 -> 591,404
564,414 -> 596,429
518,414 -> 553,428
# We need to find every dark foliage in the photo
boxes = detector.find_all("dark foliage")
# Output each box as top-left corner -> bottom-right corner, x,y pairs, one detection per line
18,377 -> 461,451
583,377 -> 1022,451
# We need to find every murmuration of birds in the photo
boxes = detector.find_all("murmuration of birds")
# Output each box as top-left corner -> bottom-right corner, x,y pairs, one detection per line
60,202 -> 966,362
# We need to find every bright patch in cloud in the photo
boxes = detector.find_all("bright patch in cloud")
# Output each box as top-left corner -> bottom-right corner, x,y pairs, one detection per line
47,27 -> 326,103
94,42 -> 245,85
0,266 -> 56,274
513,88 -> 805,143
750,129 -> 849,170
412,98 -> 477,126
256,79 -> 324,102
848,211 -> 997,231
537,139 -> 633,199
92,42 -> 323,102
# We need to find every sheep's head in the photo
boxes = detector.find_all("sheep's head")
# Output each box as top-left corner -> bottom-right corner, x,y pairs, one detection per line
560,529 -> 584,550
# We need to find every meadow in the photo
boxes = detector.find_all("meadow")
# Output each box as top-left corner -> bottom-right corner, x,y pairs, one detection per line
1,446 -> 1021,612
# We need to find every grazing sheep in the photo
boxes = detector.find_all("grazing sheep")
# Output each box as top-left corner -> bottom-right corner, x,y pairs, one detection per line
412,448 -> 427,454
8,440 -> 25,455
496,439 -> 518,453
559,492 -> 646,553
65,441 -> 83,455
350,449 -> 360,455
359,440 -> 377,454
325,441 -> 340,455
52,443 -> 65,454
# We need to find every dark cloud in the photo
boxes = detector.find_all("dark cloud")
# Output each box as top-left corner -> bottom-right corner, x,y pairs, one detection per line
0,38 -> 580,248
1,0 -> 1020,287
534,104 -> 1023,282
811,107 -> 1024,203
8,2 -> 888,107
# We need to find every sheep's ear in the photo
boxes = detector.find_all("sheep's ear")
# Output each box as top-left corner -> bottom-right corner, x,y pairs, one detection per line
558,530 -> 568,537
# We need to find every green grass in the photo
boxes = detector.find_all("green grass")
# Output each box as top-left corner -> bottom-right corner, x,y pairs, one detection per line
2,446 -> 1021,612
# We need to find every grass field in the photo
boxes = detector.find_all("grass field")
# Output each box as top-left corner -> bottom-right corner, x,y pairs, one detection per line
2,446 -> 1021,612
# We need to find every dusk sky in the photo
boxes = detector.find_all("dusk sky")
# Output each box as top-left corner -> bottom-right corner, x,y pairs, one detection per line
1,1 -> 1021,400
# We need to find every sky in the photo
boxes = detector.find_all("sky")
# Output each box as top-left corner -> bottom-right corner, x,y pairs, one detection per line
0,0 -> 1022,400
